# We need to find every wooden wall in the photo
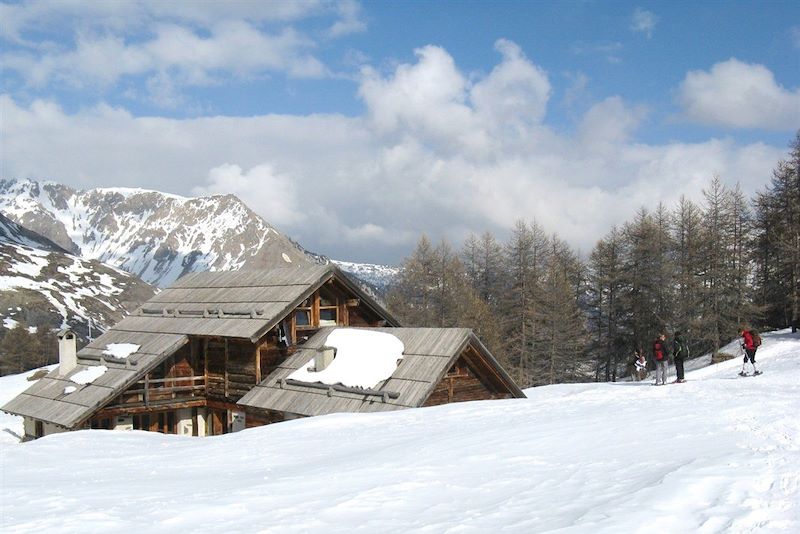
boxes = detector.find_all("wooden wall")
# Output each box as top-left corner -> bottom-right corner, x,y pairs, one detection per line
423,350 -> 514,407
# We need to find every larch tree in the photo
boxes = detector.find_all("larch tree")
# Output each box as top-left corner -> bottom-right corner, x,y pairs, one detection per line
672,195 -> 704,355
753,132 -> 800,331
536,236 -> 589,384
588,226 -> 629,381
501,220 -> 549,386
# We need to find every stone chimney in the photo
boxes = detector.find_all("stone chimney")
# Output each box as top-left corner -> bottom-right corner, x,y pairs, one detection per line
314,346 -> 335,372
57,329 -> 77,375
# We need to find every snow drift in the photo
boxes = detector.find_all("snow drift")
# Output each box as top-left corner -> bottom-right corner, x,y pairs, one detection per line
1,330 -> 798,532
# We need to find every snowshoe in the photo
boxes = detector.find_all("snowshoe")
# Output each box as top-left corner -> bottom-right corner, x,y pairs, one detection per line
738,371 -> 748,377
753,370 -> 763,376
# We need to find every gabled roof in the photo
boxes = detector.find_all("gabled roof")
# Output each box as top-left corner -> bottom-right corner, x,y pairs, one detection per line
1,331 -> 187,428
116,263 -> 399,342
2,264 -> 398,428
238,327 -> 525,417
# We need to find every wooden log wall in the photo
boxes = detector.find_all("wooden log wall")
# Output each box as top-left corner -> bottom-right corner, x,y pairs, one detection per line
423,356 -> 502,406
226,339 -> 257,401
206,339 -> 226,398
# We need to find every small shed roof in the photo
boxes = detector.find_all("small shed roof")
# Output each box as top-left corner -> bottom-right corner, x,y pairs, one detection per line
238,327 -> 525,417
1,331 -> 187,428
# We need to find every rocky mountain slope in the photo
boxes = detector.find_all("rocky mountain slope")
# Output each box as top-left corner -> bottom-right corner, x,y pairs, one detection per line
0,179 -> 312,288
0,213 -> 156,347
331,260 -> 399,295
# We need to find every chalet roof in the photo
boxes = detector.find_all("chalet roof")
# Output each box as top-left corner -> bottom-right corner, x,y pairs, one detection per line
119,263 -> 399,341
2,263 -> 398,428
238,327 -> 525,417
1,331 -> 187,428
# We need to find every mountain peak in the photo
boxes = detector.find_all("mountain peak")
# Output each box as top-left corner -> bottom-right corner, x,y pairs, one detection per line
0,178 -> 314,287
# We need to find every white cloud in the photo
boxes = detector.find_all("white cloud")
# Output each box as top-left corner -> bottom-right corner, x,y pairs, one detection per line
470,39 -> 552,133
0,42 -> 789,264
359,45 -> 477,149
0,1 -> 335,42
0,1 -> 363,104
193,164 -> 306,227
630,8 -> 657,39
327,0 -> 367,37
578,96 -> 648,150
4,20 -> 327,91
678,58 -> 800,130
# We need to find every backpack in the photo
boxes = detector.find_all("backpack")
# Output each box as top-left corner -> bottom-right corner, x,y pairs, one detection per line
751,330 -> 762,348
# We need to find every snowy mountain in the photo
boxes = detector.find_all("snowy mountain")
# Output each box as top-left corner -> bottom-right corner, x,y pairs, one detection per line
2,329 -> 798,531
331,259 -> 399,295
0,213 -> 156,343
0,179 -> 312,287
0,212 -> 65,253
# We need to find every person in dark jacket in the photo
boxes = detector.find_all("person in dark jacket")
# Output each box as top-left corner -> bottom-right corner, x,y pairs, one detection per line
739,327 -> 761,376
652,333 -> 669,385
672,331 -> 688,383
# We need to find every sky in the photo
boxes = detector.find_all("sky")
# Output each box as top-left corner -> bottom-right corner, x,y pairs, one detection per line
1,0 -> 799,264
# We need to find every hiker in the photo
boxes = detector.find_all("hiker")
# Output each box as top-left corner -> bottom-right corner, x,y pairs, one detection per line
652,333 -> 669,385
672,331 -> 688,383
739,327 -> 762,376
633,350 -> 647,381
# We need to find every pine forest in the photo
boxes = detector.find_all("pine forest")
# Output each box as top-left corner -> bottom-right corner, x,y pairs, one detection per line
387,133 -> 800,388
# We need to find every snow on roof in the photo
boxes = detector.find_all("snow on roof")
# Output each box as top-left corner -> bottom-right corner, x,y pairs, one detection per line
70,365 -> 108,385
288,328 -> 404,389
102,343 -> 140,360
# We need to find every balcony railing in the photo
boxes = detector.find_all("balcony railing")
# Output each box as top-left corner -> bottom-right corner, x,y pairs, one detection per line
110,375 -> 206,408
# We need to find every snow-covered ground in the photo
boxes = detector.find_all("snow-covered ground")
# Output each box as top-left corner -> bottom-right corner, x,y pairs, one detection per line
2,331 -> 798,532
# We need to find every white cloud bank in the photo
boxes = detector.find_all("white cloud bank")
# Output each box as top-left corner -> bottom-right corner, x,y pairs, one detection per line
678,58 -> 800,131
0,0 -> 364,104
0,42 -> 790,263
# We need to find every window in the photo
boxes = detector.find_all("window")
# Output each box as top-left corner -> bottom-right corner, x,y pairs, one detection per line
319,287 -> 339,326
295,309 -> 311,326
319,308 -> 337,326
295,298 -> 311,328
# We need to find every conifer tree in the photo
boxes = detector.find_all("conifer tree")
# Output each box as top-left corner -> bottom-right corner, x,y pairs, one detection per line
620,209 -> 665,355
672,195 -> 704,353
588,226 -> 628,380
501,220 -> 549,385
754,132 -> 800,331
536,236 -> 589,384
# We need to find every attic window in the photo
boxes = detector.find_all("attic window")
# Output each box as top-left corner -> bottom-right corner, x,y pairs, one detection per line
295,309 -> 311,326
295,297 -> 311,327
319,308 -> 337,326
319,287 -> 339,326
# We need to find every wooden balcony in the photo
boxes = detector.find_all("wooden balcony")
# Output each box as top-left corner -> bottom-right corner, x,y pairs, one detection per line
109,375 -> 206,409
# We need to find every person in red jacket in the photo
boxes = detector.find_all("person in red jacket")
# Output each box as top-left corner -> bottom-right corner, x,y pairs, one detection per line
652,333 -> 669,385
739,327 -> 761,376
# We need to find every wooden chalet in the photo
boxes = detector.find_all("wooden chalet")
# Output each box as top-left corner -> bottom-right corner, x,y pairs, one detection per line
2,264 -> 398,440
238,327 -> 525,420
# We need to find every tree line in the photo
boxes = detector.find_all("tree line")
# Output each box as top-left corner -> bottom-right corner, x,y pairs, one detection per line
387,132 -> 800,388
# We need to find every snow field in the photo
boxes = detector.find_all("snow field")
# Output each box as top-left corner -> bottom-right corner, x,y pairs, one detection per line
1,331 -> 798,532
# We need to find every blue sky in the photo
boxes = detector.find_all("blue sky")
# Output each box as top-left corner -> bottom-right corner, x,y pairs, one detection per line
1,1 -> 799,263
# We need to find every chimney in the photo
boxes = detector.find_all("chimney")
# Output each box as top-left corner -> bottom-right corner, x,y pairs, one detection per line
314,346 -> 335,372
57,329 -> 77,375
